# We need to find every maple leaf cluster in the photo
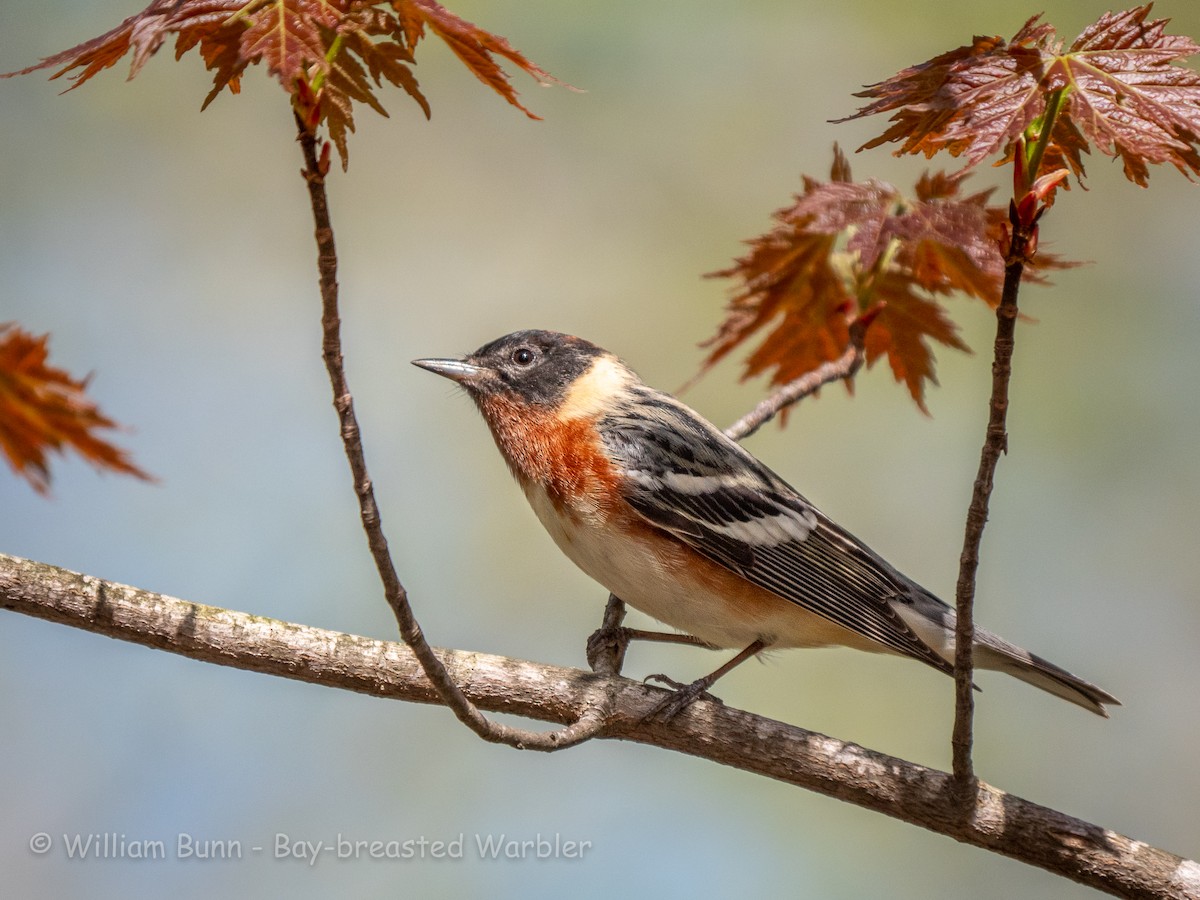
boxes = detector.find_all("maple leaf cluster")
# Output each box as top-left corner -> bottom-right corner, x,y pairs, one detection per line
0,324 -> 151,494
3,0 -> 555,165
707,4 -> 1199,415
704,148 -> 1020,412
842,3 -> 1200,187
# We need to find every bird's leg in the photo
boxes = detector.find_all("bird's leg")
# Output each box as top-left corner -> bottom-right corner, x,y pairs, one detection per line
587,596 -> 717,675
645,639 -> 767,722
624,629 -> 715,648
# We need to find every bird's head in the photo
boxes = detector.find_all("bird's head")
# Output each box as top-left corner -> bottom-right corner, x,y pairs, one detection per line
413,330 -> 638,489
413,330 -> 627,415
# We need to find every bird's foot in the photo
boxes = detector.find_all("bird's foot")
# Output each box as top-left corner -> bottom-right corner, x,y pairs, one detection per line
643,673 -> 723,722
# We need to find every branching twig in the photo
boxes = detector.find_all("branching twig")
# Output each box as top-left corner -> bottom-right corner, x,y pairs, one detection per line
4,552 -> 1197,900
294,113 -> 611,751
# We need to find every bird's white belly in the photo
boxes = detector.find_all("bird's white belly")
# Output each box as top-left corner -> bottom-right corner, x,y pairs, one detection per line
522,482 -> 853,651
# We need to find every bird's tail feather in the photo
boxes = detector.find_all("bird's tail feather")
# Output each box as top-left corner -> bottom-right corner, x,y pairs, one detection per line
973,630 -> 1120,717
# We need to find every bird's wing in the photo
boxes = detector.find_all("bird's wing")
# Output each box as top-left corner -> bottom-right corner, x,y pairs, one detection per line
600,397 -> 954,674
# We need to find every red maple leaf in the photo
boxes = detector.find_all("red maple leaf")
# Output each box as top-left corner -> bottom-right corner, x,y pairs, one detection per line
702,147 -> 1031,411
841,3 -> 1200,186
0,324 -> 152,494
402,0 -> 556,118
2,0 -> 558,166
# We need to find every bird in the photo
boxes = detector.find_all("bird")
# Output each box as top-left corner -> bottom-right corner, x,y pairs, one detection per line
413,329 -> 1119,719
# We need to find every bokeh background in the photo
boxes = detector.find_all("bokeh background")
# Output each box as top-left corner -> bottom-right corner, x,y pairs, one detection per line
2,1 -> 1199,897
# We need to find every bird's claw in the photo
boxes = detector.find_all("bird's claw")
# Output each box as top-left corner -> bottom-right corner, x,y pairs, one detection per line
643,673 -> 723,722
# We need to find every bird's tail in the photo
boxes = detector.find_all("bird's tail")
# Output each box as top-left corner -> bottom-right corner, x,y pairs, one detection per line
973,628 -> 1120,717
894,593 -> 1120,716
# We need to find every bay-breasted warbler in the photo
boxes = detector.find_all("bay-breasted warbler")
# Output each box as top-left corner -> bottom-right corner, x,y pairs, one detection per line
414,330 -> 1118,719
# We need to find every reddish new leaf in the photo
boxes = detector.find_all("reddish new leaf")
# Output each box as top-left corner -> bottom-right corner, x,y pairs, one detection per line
703,148 -> 1016,410
865,275 -> 970,413
1054,6 -> 1200,184
842,4 -> 1200,186
841,19 -> 1053,168
3,1 -> 247,88
0,324 -> 151,494
3,0 -> 557,166
706,229 -> 851,391
398,0 -> 558,120
881,170 -> 1003,302
317,7 -> 431,163
237,0 -> 340,85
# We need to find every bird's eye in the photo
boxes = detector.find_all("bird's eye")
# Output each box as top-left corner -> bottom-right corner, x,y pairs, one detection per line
512,347 -> 536,367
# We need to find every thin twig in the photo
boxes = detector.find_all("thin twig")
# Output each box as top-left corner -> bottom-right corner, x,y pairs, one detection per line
724,308 -> 876,441
4,552 -> 1196,900
294,112 -> 611,751
951,205 -> 1033,789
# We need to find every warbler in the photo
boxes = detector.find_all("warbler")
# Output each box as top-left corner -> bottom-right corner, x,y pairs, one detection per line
414,329 -> 1118,718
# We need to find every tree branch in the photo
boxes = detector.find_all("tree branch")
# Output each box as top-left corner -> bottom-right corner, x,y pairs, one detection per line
294,113 -> 609,751
3,552 -> 1197,900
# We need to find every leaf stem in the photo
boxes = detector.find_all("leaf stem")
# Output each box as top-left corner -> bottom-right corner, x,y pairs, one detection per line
223,0 -> 268,27
1022,87 -> 1068,193
309,33 -> 345,94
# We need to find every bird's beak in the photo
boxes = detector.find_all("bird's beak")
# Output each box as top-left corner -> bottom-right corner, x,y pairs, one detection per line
411,356 -> 489,385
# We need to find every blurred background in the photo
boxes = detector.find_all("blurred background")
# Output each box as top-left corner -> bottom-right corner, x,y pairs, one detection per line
2,0 -> 1198,896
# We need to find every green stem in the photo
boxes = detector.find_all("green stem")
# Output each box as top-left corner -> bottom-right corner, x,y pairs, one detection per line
309,33 -> 345,94
1022,87 -> 1068,191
